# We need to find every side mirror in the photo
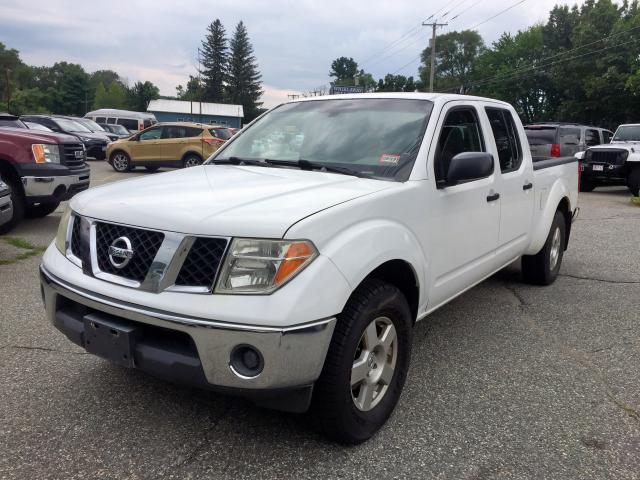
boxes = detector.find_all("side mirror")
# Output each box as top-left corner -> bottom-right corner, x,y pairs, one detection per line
443,152 -> 494,187
574,151 -> 585,160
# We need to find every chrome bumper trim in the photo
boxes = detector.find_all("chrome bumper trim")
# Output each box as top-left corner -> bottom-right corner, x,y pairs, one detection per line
22,174 -> 90,197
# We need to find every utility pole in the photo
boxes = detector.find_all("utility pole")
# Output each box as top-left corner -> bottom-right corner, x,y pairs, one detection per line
422,21 -> 447,93
197,47 -> 203,123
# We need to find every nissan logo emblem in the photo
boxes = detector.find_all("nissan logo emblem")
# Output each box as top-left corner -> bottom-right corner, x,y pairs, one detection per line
108,236 -> 134,269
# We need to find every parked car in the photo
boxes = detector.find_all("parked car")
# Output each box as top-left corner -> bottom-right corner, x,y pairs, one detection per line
524,123 -> 613,160
85,109 -> 157,133
21,115 -> 110,160
0,176 -> 13,232
98,123 -> 131,138
577,123 -> 640,195
66,116 -> 119,142
106,122 -> 226,172
0,125 -> 89,232
0,112 -> 28,129
41,93 -> 578,444
25,121 -> 54,132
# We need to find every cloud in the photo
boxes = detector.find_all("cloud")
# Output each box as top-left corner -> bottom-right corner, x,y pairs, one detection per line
0,0 -> 586,99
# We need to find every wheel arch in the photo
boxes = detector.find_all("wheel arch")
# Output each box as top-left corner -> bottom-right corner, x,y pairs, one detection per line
0,158 -> 23,191
181,150 -> 203,163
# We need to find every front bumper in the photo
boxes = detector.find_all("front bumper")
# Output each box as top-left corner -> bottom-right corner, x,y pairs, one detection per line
40,265 -> 336,410
0,192 -> 13,226
22,170 -> 90,204
581,162 -> 627,184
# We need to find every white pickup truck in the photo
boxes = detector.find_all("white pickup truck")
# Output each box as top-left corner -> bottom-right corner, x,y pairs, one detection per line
40,93 -> 578,443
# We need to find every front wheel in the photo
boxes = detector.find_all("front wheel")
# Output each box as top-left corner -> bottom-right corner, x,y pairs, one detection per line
110,151 -> 131,172
522,210 -> 566,285
311,278 -> 413,444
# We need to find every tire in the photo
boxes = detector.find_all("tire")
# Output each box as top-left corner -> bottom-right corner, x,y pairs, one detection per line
628,168 -> 640,197
183,153 -> 202,168
145,166 -> 159,172
579,178 -> 596,192
522,210 -> 566,285
110,151 -> 131,172
0,177 -> 25,234
311,278 -> 413,444
25,201 -> 60,218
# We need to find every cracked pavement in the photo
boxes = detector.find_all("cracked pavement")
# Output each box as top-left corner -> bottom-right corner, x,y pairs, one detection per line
1,162 -> 639,479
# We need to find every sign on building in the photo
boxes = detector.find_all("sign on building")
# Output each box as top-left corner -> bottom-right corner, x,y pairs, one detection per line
330,85 -> 365,95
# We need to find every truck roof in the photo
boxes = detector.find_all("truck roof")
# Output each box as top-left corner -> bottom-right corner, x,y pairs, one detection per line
0,126 -> 79,144
289,92 -> 512,107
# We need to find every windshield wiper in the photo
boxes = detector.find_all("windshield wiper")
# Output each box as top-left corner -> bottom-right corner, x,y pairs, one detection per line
210,156 -> 268,167
264,159 -> 374,179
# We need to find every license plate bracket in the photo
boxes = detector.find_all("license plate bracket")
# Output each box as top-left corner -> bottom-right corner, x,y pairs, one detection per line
592,164 -> 604,171
83,313 -> 139,368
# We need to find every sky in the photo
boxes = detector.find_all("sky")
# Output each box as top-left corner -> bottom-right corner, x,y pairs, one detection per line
0,0 -> 586,108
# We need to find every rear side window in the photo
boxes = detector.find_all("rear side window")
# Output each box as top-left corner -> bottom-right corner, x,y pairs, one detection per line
162,126 -> 203,139
434,108 -> 485,183
144,119 -> 153,128
210,128 -> 231,140
603,130 -> 613,144
95,117 -> 106,123
525,127 -> 557,145
117,118 -> 139,131
485,108 -> 523,173
585,129 -> 600,146
558,128 -> 580,145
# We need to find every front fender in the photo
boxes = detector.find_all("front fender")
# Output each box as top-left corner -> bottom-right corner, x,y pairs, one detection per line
526,180 -> 572,255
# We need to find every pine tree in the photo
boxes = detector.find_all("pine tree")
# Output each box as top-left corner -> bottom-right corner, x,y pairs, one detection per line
200,19 -> 228,103
226,21 -> 263,121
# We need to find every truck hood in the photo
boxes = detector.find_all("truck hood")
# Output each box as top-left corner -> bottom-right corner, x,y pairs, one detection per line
589,142 -> 639,152
71,165 -> 396,238
0,127 -> 79,144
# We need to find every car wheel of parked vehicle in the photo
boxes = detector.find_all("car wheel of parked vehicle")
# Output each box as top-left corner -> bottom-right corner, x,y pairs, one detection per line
312,278 -> 412,444
579,179 -> 596,192
26,201 -> 60,218
522,210 -> 566,286
0,178 -> 25,234
145,166 -> 159,173
183,154 -> 202,168
628,168 -> 640,196
111,151 -> 131,172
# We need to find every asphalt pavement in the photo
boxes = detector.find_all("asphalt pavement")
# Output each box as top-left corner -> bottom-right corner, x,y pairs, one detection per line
1,161 -> 638,479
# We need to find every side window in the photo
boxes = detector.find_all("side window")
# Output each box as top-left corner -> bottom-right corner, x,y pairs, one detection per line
144,119 -> 153,128
162,126 -> 203,138
585,129 -> 600,146
434,108 -> 485,183
558,127 -> 581,146
602,130 -> 613,144
485,108 -> 523,173
118,118 -> 139,131
139,127 -> 162,141
107,117 -> 117,124
95,117 -> 106,123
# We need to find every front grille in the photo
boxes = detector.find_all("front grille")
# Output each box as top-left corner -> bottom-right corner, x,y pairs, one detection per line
95,222 -> 164,282
70,216 -> 82,258
175,237 -> 228,288
60,143 -> 87,171
589,149 -> 628,166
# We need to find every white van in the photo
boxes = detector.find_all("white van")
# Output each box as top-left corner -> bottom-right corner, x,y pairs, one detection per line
85,109 -> 157,133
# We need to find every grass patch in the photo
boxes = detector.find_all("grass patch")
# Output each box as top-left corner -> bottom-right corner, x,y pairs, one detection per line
631,196 -> 640,207
0,236 -> 47,266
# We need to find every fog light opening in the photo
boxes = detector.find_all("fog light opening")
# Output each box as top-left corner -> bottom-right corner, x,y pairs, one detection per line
229,344 -> 264,379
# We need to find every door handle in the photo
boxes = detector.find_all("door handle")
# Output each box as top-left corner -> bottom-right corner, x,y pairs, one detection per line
523,182 -> 533,191
486,192 -> 500,202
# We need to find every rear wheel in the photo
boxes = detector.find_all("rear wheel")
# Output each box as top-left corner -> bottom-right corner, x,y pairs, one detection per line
110,151 -> 131,172
311,278 -> 413,444
522,210 -> 566,285
628,168 -> 640,196
25,201 -> 60,218
0,177 -> 25,234
183,154 -> 202,168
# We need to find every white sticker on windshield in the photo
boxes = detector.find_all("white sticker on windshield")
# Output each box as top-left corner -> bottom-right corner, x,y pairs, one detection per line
379,154 -> 400,165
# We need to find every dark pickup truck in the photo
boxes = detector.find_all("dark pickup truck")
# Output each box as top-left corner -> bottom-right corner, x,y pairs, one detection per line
0,116 -> 90,232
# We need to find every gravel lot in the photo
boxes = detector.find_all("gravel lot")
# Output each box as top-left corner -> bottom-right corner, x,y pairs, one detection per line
1,161 -> 639,479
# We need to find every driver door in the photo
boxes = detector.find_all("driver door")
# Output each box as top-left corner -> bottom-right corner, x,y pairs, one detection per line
425,102 -> 501,310
130,126 -> 163,162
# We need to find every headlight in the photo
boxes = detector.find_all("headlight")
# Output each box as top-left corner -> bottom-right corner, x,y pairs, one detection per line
215,238 -> 318,294
32,144 -> 60,164
55,206 -> 72,254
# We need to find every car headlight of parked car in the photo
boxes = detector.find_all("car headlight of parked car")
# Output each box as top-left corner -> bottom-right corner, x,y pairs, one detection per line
214,238 -> 318,294
55,206 -> 72,254
32,144 -> 60,164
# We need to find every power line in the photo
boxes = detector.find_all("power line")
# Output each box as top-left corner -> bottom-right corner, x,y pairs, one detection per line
468,0 -> 529,30
366,32 -> 429,69
361,24 -> 423,65
448,0 -> 484,22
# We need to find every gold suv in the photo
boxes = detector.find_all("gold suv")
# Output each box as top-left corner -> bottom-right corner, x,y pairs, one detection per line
106,122 -> 230,172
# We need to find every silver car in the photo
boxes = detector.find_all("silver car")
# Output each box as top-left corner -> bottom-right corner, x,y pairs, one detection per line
525,123 -> 613,160
0,176 -> 14,233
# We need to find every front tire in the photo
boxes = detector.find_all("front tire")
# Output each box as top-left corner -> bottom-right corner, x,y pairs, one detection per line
522,210 -> 566,285
628,168 -> 640,197
25,201 -> 60,218
110,151 -> 131,172
311,278 -> 412,444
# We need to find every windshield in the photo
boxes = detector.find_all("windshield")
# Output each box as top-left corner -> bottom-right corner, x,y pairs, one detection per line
110,124 -> 129,135
612,125 -> 640,142
55,118 -> 92,133
25,121 -> 52,131
78,118 -> 105,132
524,127 -> 557,145
212,98 -> 434,181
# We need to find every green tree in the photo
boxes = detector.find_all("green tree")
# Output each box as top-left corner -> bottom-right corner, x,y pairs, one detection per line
127,81 -> 160,111
201,19 -> 228,102
226,21 -> 263,120
93,82 -> 108,109
47,62 -> 90,115
329,57 -> 359,84
0,42 -> 24,111
419,30 -> 485,93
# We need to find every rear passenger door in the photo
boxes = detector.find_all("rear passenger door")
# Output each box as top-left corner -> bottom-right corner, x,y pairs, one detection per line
485,106 -> 535,262
159,126 -> 204,163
